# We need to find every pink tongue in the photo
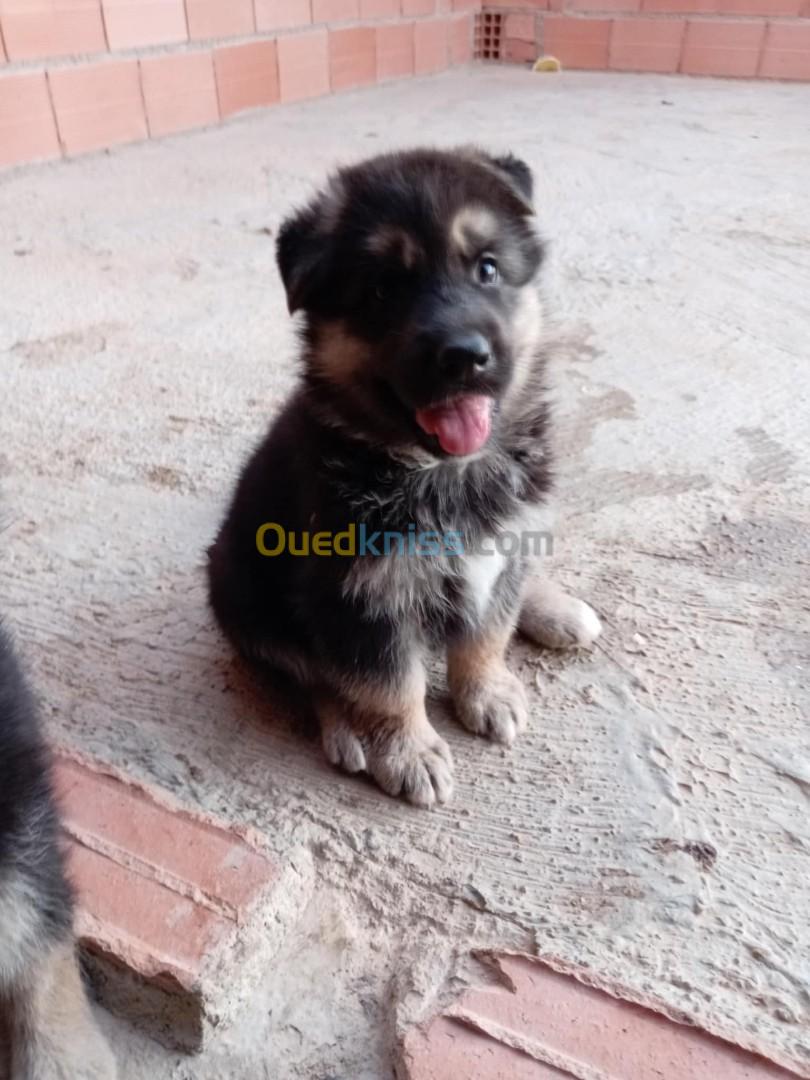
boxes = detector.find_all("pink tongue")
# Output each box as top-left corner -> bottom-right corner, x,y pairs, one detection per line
415,394 -> 493,456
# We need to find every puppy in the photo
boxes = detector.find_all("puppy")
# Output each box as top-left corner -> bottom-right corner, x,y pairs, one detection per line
0,622 -> 116,1079
208,147 -> 601,808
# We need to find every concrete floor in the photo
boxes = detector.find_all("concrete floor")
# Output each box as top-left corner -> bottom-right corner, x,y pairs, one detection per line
2,67 -> 809,1078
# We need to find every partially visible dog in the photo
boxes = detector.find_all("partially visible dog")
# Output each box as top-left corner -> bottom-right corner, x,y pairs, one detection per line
0,622 -> 115,1079
209,147 -> 601,808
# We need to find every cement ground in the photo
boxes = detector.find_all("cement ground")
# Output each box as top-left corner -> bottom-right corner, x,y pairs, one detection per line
2,67 -> 809,1078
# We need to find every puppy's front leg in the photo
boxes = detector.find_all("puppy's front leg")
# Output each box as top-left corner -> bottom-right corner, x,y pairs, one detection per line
448,619 -> 528,747
518,577 -> 602,650
318,659 -> 454,808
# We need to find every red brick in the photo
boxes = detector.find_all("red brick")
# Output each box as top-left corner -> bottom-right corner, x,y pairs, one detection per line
0,0 -> 106,61
361,0 -> 400,15
55,759 -> 275,911
0,71 -> 60,168
312,0 -> 359,20
330,25 -> 376,89
277,27 -> 330,101
48,59 -> 147,157
214,39 -> 280,117
716,0 -> 799,11
377,20 -> 415,77
570,0 -> 640,10
541,14 -> 610,67
642,0 -> 720,10
255,0 -> 312,29
504,11 -> 535,38
404,0 -> 435,14
449,12 -> 473,60
102,0 -> 187,49
759,19 -> 810,76
681,17 -> 764,74
55,756 -> 304,1053
414,17 -> 448,71
70,843 -> 231,973
610,14 -> 685,70
140,51 -> 219,138
185,0 -> 254,40
504,36 -> 537,60
645,0 -> 799,8
402,953 -> 802,1080
406,1016 -> 564,1078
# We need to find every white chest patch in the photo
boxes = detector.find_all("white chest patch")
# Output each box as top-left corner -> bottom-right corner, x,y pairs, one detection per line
461,548 -> 506,620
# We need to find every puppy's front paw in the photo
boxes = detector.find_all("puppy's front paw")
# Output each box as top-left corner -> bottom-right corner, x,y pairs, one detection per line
520,584 -> 602,650
454,667 -> 528,746
321,710 -> 454,807
367,721 -> 454,808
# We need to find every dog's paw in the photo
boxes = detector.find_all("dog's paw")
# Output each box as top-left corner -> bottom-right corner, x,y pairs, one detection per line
367,721 -> 454,808
454,667 -> 528,746
322,716 -> 367,774
520,584 -> 602,650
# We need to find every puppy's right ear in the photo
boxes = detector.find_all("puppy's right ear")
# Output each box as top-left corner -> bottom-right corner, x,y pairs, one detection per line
276,204 -> 325,316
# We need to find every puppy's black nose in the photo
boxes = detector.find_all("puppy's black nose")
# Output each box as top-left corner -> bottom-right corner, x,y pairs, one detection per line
438,332 -> 493,376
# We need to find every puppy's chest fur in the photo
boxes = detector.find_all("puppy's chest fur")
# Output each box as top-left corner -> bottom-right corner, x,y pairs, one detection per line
325,448 -> 539,633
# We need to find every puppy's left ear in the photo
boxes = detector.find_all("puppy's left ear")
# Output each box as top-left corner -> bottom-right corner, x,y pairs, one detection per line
276,203 -> 325,315
483,152 -> 535,214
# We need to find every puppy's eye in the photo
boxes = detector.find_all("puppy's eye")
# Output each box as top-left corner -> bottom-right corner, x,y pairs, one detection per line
372,274 -> 396,303
477,255 -> 499,286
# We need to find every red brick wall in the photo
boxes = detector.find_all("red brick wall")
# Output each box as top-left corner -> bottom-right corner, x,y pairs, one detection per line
0,0 -> 479,170
482,0 -> 810,78
3,0 -> 807,174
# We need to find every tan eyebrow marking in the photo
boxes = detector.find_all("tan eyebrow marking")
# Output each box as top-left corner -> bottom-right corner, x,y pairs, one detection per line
450,205 -> 498,257
364,226 -> 422,269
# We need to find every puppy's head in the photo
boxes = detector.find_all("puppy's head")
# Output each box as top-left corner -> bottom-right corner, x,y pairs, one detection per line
277,148 -> 545,459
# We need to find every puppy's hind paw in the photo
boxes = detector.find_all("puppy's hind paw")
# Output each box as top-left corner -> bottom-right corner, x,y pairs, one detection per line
519,581 -> 602,650
322,715 -> 367,774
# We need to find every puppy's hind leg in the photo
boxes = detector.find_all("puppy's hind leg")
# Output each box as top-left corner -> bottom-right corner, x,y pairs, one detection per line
3,936 -> 116,1080
518,576 -> 602,650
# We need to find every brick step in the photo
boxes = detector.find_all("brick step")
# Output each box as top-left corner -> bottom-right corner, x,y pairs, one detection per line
53,754 -> 314,1052
400,952 -> 805,1079
487,8 -> 810,76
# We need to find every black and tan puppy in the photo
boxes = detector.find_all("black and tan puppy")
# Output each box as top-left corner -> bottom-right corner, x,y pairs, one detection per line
0,620 -> 116,1079
208,147 -> 601,807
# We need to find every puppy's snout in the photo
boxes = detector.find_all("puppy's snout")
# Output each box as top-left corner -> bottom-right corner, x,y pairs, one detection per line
437,332 -> 493,378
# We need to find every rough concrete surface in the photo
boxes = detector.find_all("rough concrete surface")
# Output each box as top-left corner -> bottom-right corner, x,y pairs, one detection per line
1,68 -> 809,1078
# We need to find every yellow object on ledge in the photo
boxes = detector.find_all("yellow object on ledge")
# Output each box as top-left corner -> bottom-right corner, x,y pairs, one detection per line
532,56 -> 562,72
